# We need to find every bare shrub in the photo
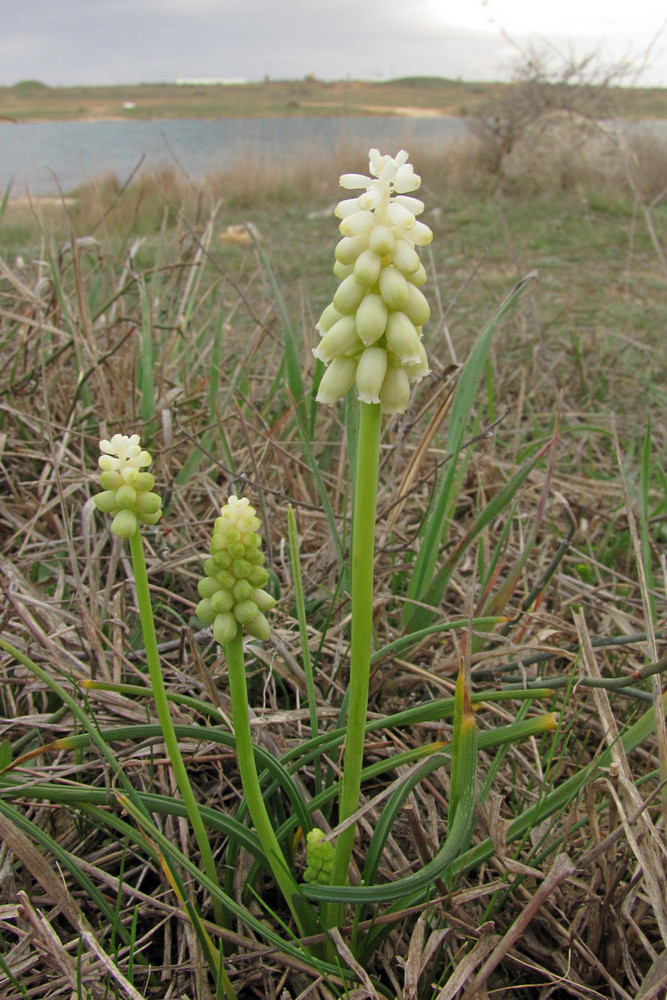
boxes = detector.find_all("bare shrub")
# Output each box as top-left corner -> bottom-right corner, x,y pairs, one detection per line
475,44 -> 643,174
625,128 -> 667,202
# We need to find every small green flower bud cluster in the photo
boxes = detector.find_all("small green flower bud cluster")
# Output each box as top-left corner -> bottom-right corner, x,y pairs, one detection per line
302,828 -> 334,885
196,496 -> 276,645
314,149 -> 433,415
93,434 -> 162,538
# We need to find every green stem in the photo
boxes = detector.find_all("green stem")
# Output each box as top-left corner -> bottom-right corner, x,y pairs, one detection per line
329,402 -> 382,912
128,529 -> 226,927
224,628 -> 314,937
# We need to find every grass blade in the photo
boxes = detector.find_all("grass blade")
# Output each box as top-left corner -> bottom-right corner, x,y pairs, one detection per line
404,271 -> 538,629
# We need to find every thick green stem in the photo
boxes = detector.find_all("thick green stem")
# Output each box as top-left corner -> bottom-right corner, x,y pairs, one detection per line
129,529 -> 225,927
225,629 -> 313,937
329,402 -> 382,909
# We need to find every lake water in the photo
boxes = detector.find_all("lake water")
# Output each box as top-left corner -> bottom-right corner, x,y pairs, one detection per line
0,116 -> 471,196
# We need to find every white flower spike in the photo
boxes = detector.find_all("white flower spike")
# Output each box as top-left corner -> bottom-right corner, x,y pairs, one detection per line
316,150 -> 432,414
93,433 -> 162,538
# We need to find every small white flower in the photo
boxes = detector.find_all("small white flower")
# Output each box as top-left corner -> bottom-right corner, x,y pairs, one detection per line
98,434 -> 152,475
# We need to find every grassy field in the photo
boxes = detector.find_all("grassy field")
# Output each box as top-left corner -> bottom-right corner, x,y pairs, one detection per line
0,131 -> 666,999
1,75 -> 667,121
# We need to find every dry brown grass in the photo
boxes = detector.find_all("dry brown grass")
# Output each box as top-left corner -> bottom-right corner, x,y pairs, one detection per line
0,152 -> 666,998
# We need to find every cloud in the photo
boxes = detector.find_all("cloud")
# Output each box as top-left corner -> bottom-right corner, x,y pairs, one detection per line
1,0 -> 665,86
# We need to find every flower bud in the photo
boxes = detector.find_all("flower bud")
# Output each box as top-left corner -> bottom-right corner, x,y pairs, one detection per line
253,588 -> 277,612
248,565 -> 269,588
335,234 -> 368,265
232,578 -> 254,602
316,357 -> 358,405
196,598 -> 215,624
369,225 -> 395,256
234,600 -> 260,625
391,238 -> 420,276
385,312 -> 423,365
93,490 -> 119,513
198,577 -> 220,600
411,221 -> 433,246
210,589 -> 235,614
356,347 -> 387,405
316,302 -> 343,334
111,510 -> 138,539
245,612 -> 270,641
355,293 -> 388,346
333,274 -> 367,315
353,248 -> 382,287
410,263 -> 428,287
312,316 -> 360,362
403,283 -> 431,326
333,260 -> 354,280
213,612 -> 238,646
380,364 -> 411,415
339,209 -> 374,237
379,267 -> 409,310
115,484 -> 137,509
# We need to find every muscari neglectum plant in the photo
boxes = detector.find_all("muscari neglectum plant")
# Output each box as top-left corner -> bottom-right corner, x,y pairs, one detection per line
84,151 -> 564,979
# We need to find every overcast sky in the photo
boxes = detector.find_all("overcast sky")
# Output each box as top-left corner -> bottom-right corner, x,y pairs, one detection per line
1,0 -> 666,88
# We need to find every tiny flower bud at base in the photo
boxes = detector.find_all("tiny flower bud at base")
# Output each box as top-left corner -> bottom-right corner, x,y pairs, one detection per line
245,612 -> 270,641
213,612 -> 239,646
316,357 -> 358,405
380,365 -> 411,414
312,316 -> 359,362
111,509 -> 138,539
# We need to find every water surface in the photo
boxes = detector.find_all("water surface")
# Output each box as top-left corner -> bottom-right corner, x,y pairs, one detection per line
0,116 -> 471,196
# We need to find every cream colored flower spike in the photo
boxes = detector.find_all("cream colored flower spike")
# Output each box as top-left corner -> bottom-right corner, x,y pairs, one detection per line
195,496 -> 276,644
93,433 -> 162,538
314,149 -> 433,414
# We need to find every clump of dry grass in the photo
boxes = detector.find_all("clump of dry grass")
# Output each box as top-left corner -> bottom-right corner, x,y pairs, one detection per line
0,159 -> 666,999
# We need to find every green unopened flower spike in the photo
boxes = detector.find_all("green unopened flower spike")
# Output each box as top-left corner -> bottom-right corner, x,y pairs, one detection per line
314,148 -> 433,415
93,433 -> 162,538
196,495 -> 276,643
303,828 -> 334,885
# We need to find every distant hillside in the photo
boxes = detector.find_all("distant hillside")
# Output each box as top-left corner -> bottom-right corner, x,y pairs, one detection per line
1,76 -> 665,122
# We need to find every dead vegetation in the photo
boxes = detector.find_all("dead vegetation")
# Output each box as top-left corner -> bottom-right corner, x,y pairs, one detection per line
0,137 -> 666,999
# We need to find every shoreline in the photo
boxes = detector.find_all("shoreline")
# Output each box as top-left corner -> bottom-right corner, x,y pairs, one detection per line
0,106 -> 451,125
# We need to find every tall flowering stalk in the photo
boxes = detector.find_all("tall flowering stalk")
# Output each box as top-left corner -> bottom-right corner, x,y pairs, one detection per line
314,151 -> 433,908
195,496 -> 315,936
93,434 -> 226,926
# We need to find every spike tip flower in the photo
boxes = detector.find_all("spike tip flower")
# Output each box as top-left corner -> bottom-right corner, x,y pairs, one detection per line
196,496 -> 276,645
314,149 -> 433,414
93,433 -> 162,538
